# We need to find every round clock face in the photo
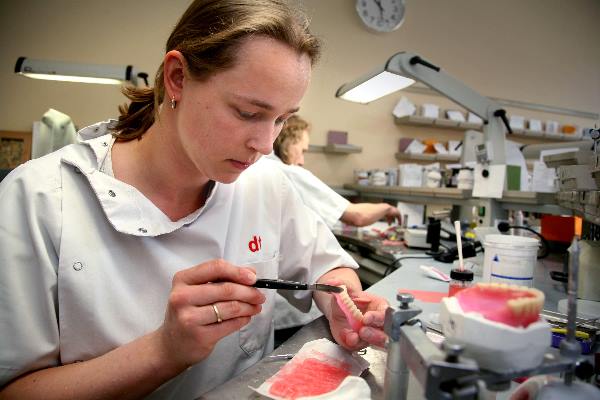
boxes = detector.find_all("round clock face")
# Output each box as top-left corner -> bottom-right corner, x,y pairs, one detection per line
356,0 -> 405,33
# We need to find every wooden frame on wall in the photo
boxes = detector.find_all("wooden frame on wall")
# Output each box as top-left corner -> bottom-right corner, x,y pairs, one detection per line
0,131 -> 32,169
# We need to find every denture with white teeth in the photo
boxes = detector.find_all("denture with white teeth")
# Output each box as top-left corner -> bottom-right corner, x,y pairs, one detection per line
333,285 -> 363,332
440,282 -> 551,372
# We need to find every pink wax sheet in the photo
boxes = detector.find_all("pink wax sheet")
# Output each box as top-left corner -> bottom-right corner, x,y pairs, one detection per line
398,289 -> 447,303
252,339 -> 369,400
269,357 -> 351,399
455,285 -> 540,328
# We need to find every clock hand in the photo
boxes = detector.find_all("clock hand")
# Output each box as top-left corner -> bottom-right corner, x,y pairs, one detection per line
372,0 -> 384,18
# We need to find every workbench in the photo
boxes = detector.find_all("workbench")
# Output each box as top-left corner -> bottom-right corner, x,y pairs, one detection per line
200,251 -> 569,399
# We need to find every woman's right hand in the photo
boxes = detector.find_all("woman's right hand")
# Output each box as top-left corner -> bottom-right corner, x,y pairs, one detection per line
157,259 -> 265,369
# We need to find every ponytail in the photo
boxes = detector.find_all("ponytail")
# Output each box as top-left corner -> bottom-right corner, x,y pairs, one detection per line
112,65 -> 166,141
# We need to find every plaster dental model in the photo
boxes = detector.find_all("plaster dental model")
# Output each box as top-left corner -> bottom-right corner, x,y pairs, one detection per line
333,285 -> 364,332
440,283 -> 551,372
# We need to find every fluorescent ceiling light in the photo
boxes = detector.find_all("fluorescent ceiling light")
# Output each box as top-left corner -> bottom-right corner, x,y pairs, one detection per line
14,57 -> 143,85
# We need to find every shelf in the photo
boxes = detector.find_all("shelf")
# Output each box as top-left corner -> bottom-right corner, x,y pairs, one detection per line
308,144 -> 362,154
501,191 -> 557,205
394,115 -> 480,131
332,186 -> 359,197
395,152 -> 460,163
394,115 -> 586,141
557,190 -> 600,225
402,83 -> 599,120
343,184 -> 474,205
510,129 -> 584,141
343,184 -> 573,215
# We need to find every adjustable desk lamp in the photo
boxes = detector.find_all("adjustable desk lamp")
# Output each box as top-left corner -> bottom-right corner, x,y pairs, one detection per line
15,57 -> 148,86
335,52 -> 513,197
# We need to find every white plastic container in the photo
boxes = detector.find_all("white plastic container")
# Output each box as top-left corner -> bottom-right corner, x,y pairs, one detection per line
369,169 -> 387,186
482,234 -> 539,287
457,168 -> 474,189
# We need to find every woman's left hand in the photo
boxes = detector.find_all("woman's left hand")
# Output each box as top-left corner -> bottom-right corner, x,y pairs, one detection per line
327,287 -> 389,351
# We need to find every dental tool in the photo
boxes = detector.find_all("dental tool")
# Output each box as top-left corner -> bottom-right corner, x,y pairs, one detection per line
253,279 -> 343,293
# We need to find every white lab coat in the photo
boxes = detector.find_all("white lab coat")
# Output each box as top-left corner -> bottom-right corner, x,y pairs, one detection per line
0,121 -> 357,398
32,108 -> 77,159
264,154 -> 351,330
265,153 -> 349,229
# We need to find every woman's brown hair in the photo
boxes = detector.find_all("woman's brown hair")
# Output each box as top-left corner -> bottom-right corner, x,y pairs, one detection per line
273,114 -> 309,164
113,0 -> 321,140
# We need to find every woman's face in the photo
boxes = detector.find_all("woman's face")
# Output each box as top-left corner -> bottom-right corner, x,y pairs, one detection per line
175,36 -> 312,184
287,130 -> 309,166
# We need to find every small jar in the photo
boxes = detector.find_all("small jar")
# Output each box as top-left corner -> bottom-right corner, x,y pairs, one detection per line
426,170 -> 442,188
448,268 -> 474,296
354,169 -> 369,186
370,169 -> 387,186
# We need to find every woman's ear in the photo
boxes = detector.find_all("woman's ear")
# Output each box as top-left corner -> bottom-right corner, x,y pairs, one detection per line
163,50 -> 187,103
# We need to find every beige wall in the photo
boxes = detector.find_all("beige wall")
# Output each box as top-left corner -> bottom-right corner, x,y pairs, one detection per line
1,0 -> 599,185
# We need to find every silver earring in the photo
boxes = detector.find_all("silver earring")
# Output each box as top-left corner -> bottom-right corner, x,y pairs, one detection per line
170,96 -> 177,109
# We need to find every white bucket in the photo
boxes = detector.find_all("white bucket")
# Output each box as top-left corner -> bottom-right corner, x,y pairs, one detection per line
482,234 -> 539,287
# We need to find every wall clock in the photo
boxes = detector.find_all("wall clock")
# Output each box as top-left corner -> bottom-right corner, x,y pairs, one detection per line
355,0 -> 405,33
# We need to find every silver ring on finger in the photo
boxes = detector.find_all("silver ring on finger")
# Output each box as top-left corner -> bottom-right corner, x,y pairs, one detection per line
212,303 -> 223,323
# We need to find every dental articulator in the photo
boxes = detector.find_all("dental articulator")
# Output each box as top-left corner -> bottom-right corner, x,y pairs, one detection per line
382,236 -> 600,400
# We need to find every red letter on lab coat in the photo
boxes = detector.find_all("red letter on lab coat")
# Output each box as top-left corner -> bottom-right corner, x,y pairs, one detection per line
248,235 -> 262,252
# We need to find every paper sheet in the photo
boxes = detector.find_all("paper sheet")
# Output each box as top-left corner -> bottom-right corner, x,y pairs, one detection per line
421,103 -> 440,119
392,96 -> 416,118
528,119 -> 542,132
448,140 -> 462,156
397,202 -> 424,227
467,112 -> 483,125
509,115 -> 525,130
531,161 -> 557,193
252,339 -> 370,400
398,164 -> 423,187
446,110 -> 465,122
405,139 -> 426,154
433,143 -> 448,154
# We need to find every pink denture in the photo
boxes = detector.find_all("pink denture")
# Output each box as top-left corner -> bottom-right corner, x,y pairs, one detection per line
455,284 -> 541,328
268,355 -> 351,399
333,290 -> 364,332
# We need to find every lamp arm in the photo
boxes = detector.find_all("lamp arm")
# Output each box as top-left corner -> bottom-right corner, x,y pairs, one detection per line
386,52 -> 508,164
387,52 -> 500,123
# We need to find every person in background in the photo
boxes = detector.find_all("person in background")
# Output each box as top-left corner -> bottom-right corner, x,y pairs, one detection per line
270,114 -> 402,228
268,115 -> 401,341
0,1 -> 389,398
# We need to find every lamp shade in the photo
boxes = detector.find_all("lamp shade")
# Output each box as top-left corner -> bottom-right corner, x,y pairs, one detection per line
14,57 -> 139,85
336,69 -> 414,104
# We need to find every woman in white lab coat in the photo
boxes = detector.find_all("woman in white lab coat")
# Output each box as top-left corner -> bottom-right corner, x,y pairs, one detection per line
0,1 -> 388,399
270,115 -> 402,228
